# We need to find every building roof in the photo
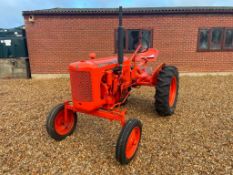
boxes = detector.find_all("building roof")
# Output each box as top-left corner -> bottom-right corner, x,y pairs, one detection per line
23,7 -> 233,16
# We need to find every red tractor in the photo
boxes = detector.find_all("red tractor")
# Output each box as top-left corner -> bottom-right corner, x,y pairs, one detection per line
46,6 -> 179,165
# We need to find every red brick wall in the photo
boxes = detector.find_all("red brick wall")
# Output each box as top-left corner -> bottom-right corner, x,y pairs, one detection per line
24,14 -> 233,74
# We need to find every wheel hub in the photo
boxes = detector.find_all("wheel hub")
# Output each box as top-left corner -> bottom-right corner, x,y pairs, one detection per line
54,110 -> 75,136
125,127 -> 141,159
169,77 -> 177,107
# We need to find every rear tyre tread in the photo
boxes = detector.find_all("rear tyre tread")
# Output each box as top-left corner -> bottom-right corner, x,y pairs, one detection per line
155,66 -> 179,116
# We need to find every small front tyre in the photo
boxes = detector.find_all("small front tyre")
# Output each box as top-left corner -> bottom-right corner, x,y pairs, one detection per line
46,103 -> 77,141
116,119 -> 142,165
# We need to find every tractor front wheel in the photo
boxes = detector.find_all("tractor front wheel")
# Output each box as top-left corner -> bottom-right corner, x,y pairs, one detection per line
116,119 -> 142,165
155,66 -> 179,116
46,103 -> 77,141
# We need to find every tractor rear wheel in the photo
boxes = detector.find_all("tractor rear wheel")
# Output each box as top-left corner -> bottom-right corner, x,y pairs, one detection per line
46,103 -> 77,141
116,119 -> 142,165
155,66 -> 179,116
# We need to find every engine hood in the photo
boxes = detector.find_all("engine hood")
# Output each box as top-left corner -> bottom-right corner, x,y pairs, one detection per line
69,56 -> 129,71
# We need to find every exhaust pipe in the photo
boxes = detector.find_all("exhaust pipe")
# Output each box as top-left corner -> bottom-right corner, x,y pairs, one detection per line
117,6 -> 124,72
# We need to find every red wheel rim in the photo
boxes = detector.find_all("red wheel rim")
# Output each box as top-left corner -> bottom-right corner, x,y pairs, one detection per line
169,77 -> 177,107
54,109 -> 75,135
125,127 -> 141,159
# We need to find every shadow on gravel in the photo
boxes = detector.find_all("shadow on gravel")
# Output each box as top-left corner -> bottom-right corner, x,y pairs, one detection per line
126,94 -> 167,119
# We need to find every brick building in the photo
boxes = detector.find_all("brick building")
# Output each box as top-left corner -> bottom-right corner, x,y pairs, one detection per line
23,7 -> 233,75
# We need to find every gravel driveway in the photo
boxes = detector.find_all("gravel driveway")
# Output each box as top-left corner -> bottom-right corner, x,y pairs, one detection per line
0,76 -> 233,174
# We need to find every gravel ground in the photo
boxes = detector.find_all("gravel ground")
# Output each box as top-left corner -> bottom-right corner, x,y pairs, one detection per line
0,76 -> 233,174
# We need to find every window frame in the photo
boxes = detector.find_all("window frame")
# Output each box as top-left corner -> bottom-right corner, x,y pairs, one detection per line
209,27 -> 224,51
197,28 -> 210,52
223,28 -> 233,51
127,29 -> 141,52
114,28 -> 153,53
197,27 -> 233,52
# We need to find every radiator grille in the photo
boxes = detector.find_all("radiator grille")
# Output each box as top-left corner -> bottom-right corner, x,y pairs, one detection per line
70,71 -> 92,102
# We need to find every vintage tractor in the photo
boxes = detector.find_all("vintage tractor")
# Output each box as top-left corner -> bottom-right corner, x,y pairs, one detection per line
46,6 -> 179,165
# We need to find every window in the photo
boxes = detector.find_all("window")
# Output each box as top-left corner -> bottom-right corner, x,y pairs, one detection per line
128,30 -> 140,51
210,28 -> 223,50
224,29 -> 233,49
199,29 -> 209,50
198,28 -> 233,51
115,29 -> 153,52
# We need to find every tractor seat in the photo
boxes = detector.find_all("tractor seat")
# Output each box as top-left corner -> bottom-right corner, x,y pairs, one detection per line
134,48 -> 159,62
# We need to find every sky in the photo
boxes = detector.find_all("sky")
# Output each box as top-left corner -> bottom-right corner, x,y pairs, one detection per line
1,0 -> 233,28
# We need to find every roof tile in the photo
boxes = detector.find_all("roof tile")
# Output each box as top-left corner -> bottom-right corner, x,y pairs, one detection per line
23,7 -> 233,16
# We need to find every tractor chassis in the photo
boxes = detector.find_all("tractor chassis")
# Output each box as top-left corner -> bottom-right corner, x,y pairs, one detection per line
64,101 -> 126,127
